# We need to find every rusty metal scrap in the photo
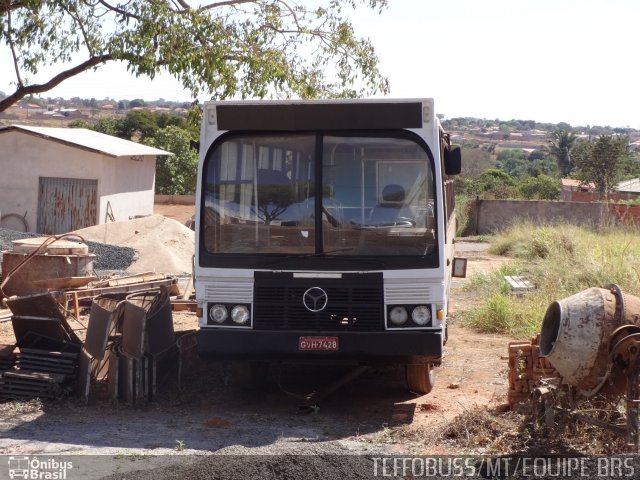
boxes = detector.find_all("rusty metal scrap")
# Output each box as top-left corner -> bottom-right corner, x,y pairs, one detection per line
0,370 -> 65,400
85,295 -> 125,359
528,285 -> 640,451
0,344 -> 15,371
7,292 -> 81,345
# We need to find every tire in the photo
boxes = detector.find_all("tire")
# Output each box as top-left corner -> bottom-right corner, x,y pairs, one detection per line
405,362 -> 435,394
233,361 -> 270,390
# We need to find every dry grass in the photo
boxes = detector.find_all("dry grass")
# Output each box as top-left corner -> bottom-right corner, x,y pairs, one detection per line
462,222 -> 640,336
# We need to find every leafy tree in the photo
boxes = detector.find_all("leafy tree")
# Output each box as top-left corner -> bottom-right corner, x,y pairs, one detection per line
496,149 -> 529,177
0,1 -> 389,112
145,126 -> 198,195
495,149 -> 558,178
70,109 -> 196,141
129,99 -> 146,109
69,117 -> 126,137
459,146 -> 495,177
518,175 -> 560,200
572,135 -> 628,200
549,129 -> 578,176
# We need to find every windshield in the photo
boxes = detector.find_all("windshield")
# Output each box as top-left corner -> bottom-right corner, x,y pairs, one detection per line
201,133 -> 436,257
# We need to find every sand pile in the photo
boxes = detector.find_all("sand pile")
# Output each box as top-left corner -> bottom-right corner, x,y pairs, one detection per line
74,215 -> 194,274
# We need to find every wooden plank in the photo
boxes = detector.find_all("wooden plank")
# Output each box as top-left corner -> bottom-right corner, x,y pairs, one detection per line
171,300 -> 197,312
32,276 -> 97,289
67,278 -> 179,300
93,272 -> 166,288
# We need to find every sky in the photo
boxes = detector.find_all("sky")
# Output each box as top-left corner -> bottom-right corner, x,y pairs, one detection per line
2,0 -> 640,128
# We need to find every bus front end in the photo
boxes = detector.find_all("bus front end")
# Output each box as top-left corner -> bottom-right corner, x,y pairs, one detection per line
195,99 -> 461,393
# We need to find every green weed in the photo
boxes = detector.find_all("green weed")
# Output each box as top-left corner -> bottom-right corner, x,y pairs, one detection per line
461,222 -> 640,335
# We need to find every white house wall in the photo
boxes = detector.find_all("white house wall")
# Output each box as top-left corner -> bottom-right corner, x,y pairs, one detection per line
0,130 -> 156,232
98,155 -> 156,222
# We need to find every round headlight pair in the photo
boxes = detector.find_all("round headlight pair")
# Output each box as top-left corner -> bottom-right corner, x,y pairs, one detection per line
388,305 -> 431,326
209,304 -> 250,325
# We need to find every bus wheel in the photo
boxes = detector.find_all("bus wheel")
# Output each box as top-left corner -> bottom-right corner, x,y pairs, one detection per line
233,361 -> 270,390
405,362 -> 435,394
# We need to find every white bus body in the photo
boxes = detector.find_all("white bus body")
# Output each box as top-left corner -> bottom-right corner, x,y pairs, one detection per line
195,99 -> 461,393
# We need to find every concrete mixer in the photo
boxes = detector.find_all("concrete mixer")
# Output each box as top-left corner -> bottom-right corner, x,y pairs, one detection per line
536,284 -> 640,449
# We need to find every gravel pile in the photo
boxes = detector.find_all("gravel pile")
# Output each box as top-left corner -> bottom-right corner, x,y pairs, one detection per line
73,215 -> 194,274
0,227 -> 138,271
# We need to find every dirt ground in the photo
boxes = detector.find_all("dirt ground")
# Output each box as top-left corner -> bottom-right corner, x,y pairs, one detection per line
0,239 -> 519,460
153,203 -> 195,225
0,215 -> 538,480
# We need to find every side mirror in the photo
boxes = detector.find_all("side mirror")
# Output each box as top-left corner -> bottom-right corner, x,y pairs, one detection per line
452,257 -> 467,278
444,146 -> 462,176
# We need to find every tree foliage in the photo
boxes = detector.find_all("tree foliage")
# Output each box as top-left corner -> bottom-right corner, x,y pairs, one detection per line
496,149 -> 558,178
549,129 -> 578,176
69,109 -> 198,140
0,0 -> 389,111
144,125 -> 199,195
572,135 -> 628,199
518,175 -> 560,200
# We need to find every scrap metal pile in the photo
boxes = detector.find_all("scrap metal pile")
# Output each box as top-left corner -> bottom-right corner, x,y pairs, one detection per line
0,292 -> 82,399
512,284 -> 640,451
0,234 -> 196,403
0,287 -> 192,403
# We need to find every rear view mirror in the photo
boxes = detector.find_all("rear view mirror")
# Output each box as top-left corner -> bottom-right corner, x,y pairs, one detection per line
452,257 -> 467,278
444,146 -> 462,175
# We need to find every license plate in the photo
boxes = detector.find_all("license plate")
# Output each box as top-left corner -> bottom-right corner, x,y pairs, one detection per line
298,336 -> 339,351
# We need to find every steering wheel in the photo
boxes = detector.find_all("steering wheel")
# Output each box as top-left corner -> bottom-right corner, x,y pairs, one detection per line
395,217 -> 416,227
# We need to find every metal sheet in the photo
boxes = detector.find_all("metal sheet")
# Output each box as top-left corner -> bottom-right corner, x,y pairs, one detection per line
77,349 -> 92,402
37,176 -> 97,235
17,332 -> 82,353
144,289 -> 174,355
117,347 -> 135,405
6,292 -> 67,321
12,317 -> 70,344
107,344 -> 119,402
121,300 -> 146,358
123,288 -> 174,356
7,292 -> 81,344
10,125 -> 171,157
86,297 -> 123,359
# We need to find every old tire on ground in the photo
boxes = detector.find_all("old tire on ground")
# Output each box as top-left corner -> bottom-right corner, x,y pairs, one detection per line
233,361 -> 270,390
406,362 -> 435,394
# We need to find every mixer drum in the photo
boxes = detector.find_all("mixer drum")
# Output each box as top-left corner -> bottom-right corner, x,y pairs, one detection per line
539,287 -> 640,392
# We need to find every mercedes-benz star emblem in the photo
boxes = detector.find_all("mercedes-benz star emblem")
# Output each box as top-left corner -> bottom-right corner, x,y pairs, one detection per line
303,287 -> 328,312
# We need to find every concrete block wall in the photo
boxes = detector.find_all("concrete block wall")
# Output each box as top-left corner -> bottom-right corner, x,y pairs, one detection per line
473,199 -> 605,234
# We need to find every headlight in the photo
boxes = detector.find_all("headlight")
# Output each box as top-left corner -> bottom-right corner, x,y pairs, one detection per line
231,305 -> 250,325
389,306 -> 408,325
209,304 -> 228,324
412,305 -> 431,326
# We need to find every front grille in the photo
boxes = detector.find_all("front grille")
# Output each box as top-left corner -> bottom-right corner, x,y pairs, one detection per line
253,272 -> 383,332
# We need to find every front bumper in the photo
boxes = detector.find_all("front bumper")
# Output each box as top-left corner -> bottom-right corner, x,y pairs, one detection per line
197,328 -> 443,364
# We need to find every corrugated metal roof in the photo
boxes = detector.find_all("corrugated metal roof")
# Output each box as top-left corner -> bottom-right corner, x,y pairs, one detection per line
0,125 -> 173,158
617,178 -> 640,193
561,178 -> 595,189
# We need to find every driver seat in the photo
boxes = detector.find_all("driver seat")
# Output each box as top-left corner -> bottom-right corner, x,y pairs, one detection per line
369,184 -> 415,226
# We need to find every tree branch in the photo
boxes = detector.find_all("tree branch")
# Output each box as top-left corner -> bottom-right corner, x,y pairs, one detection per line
97,0 -> 142,20
196,0 -> 257,13
0,54 -> 112,112
0,0 -> 26,14
6,7 -> 23,88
